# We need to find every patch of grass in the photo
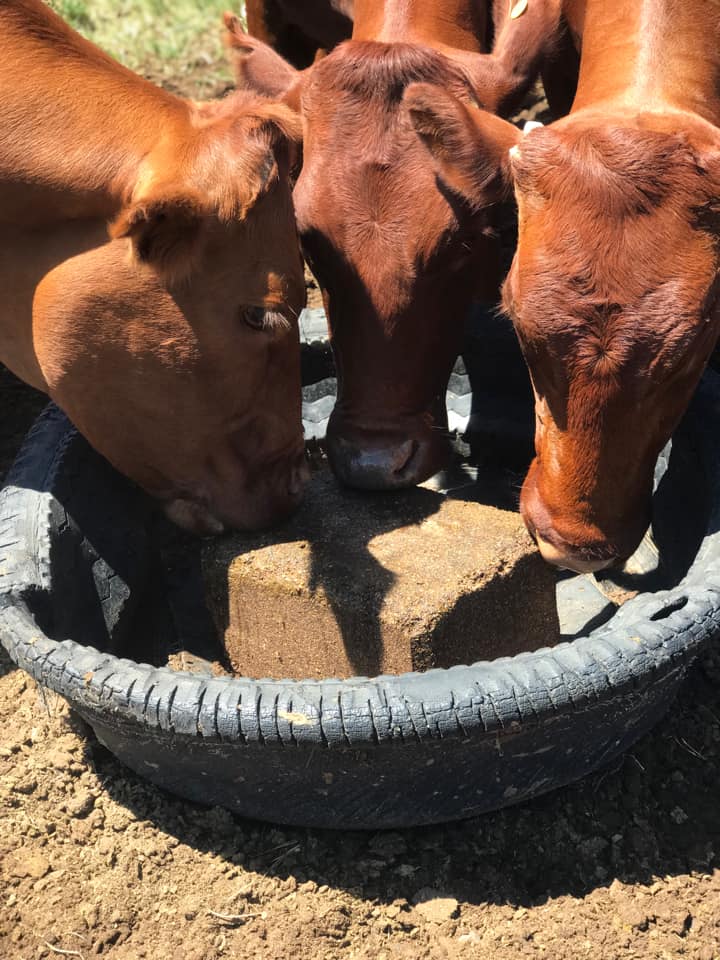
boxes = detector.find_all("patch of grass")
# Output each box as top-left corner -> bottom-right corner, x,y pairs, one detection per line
47,0 -> 247,96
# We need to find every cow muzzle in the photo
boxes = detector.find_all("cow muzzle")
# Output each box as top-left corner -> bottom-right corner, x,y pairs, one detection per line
532,531 -> 618,574
163,498 -> 226,537
163,449 -> 309,536
520,462 -> 631,574
326,417 -> 449,490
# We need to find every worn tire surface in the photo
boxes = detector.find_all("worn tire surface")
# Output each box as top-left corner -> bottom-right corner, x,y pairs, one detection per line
1,375 -> 720,828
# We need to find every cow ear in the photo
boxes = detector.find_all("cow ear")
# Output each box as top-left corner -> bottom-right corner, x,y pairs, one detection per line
404,82 -> 521,206
223,12 -> 303,106
109,193 -> 205,281
247,99 -> 304,151
237,98 -> 305,193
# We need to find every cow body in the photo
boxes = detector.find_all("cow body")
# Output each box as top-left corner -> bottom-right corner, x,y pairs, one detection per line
0,1 -> 308,535
245,0 -> 353,68
501,0 -> 720,570
228,0 -> 559,489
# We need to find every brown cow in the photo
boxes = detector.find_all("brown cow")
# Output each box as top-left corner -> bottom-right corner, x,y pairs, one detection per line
245,0 -> 353,68
1,0 -> 307,535
226,0 -> 559,490
416,0 -> 720,571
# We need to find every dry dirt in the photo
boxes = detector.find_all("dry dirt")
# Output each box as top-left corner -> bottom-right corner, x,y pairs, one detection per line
1,369 -> 720,959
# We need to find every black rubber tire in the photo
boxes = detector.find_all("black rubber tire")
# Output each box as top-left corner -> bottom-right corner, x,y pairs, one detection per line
299,307 -> 335,386
1,379 -> 720,829
302,368 -> 478,443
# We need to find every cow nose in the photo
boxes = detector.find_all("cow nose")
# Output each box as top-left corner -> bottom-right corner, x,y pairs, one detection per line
327,433 -> 429,490
521,462 -> 620,573
163,498 -> 225,537
534,533 -> 617,574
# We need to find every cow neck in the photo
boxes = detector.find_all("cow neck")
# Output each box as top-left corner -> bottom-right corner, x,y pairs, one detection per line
0,3 -> 189,221
351,0 -> 487,53
571,0 -> 720,127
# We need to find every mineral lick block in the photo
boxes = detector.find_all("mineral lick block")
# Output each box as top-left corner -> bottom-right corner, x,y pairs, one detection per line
203,468 -> 560,680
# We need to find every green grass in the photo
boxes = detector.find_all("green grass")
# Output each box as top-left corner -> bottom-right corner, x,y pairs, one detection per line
47,0 -> 247,95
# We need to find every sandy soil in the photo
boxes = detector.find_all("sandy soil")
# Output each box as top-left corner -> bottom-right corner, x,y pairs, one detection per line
1,365 -> 720,959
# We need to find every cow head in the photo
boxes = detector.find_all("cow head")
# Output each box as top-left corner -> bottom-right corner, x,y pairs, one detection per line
36,91 -> 307,535
226,19 -> 521,489
504,115 -> 720,571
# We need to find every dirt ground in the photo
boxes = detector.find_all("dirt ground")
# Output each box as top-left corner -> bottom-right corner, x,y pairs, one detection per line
1,368 -> 720,959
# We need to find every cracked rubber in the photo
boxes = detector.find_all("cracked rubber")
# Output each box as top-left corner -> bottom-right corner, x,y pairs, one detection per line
1,374 -> 719,828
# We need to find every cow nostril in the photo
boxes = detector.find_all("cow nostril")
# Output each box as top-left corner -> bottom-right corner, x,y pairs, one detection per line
327,425 -> 445,490
391,439 -> 418,476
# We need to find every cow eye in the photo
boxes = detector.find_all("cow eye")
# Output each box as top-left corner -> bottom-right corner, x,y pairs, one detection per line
240,306 -> 266,330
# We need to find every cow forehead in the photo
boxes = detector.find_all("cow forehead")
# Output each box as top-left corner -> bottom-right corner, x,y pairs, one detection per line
304,38 -> 470,106
515,257 -> 714,328
512,118 -> 707,216
300,148 -> 447,221
296,44 -> 493,304
301,65 -> 426,168
515,188 -> 718,306
510,271 -> 718,403
295,109 -> 461,261
298,39 -> 472,217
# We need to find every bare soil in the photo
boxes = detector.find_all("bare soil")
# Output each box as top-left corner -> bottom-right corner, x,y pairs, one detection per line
1,366 -> 720,959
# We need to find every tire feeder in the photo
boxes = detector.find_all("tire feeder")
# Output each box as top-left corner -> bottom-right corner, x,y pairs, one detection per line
1,344 -> 719,828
